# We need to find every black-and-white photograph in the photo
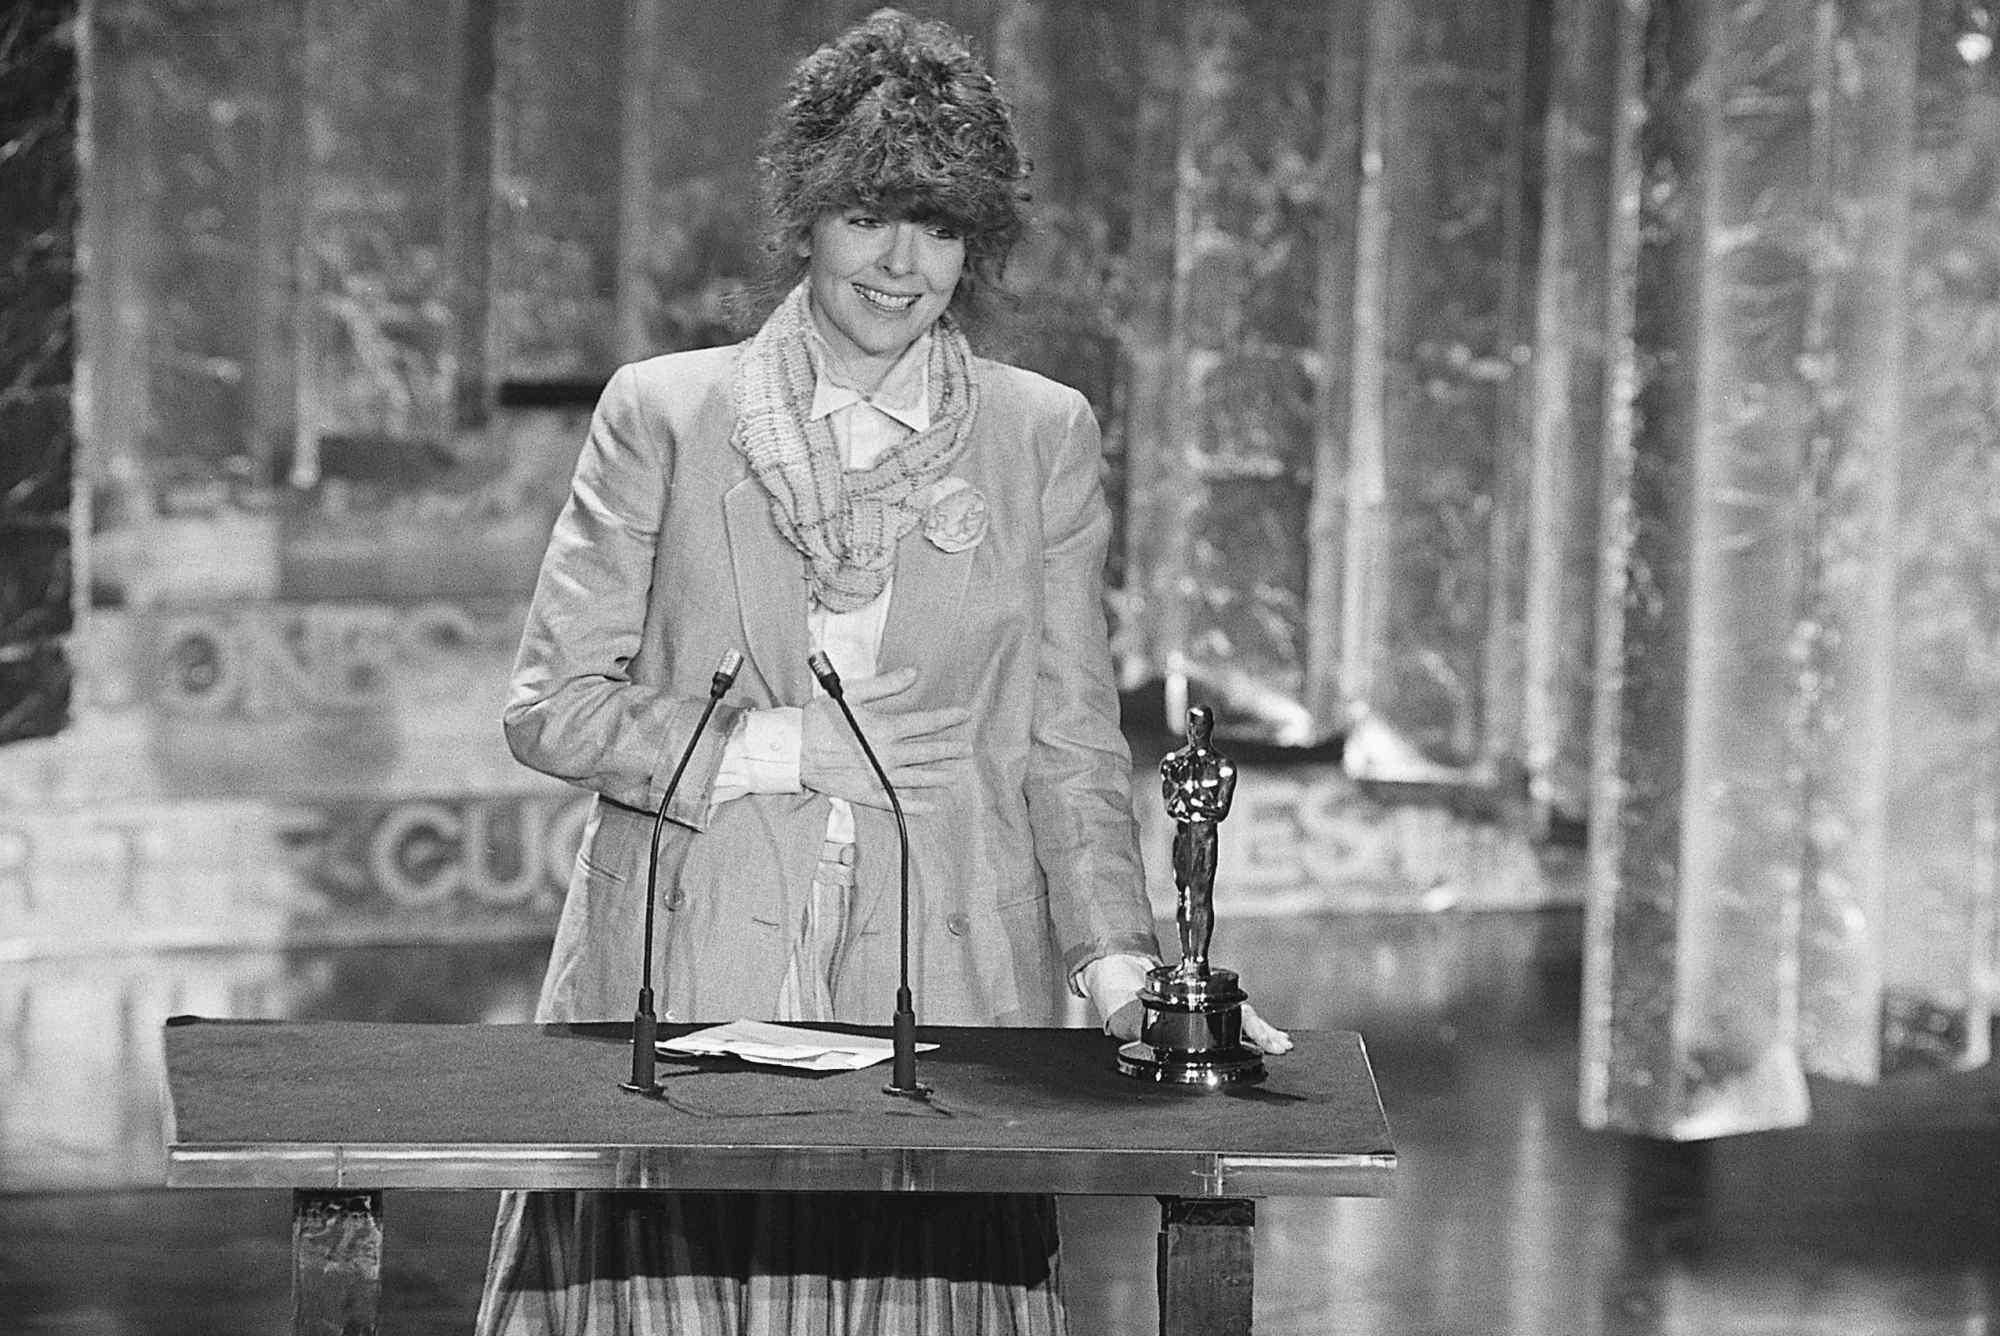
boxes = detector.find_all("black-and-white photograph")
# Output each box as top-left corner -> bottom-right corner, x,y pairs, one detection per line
3,2 -> 1998,1332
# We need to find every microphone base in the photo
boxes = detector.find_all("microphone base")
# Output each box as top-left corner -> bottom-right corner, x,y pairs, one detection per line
627,1001 -> 659,1097
886,1004 -> 928,1100
618,1080 -> 664,1098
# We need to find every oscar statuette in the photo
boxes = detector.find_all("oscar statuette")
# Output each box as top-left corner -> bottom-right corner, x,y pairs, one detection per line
1118,704 -> 1266,1088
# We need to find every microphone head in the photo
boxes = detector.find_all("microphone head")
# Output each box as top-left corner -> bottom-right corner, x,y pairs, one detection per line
807,650 -> 841,693
713,649 -> 744,690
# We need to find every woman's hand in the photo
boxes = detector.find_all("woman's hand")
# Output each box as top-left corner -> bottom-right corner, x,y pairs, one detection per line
1105,997 -> 1146,1041
801,667 -> 971,812
1240,1003 -> 1293,1055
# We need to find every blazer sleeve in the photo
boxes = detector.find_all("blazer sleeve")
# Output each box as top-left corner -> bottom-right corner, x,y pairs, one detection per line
503,362 -> 740,828
1025,389 -> 1163,974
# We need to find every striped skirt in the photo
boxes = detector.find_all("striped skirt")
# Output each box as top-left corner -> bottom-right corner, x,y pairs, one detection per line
475,841 -> 1068,1335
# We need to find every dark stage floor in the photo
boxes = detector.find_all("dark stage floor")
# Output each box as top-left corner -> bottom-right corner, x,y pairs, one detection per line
6,909 -> 2000,1334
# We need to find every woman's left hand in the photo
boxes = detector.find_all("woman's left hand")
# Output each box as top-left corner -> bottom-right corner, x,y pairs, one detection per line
1240,1003 -> 1293,1055
1105,997 -> 1145,1042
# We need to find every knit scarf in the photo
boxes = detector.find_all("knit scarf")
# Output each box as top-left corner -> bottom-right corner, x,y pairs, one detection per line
731,282 -> 978,613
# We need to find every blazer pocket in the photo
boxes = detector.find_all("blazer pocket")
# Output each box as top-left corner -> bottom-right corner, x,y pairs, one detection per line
576,803 -> 644,885
964,887 -> 1052,958
576,820 -> 636,892
993,886 -> 1049,912
576,847 -> 627,884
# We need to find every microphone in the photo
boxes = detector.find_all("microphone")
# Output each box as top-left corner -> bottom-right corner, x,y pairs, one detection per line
808,650 -> 929,1099
623,648 -> 745,1096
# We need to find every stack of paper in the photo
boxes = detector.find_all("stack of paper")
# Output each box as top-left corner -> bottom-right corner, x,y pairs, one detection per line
658,1019 -> 939,1072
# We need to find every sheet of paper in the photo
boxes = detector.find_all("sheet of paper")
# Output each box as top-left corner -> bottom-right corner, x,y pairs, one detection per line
658,1019 -> 940,1072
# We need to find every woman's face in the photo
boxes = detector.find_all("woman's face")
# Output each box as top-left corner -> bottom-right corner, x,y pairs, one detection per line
801,208 -> 966,379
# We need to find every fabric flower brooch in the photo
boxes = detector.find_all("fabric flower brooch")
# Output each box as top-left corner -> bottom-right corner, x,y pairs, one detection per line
919,476 -> 989,554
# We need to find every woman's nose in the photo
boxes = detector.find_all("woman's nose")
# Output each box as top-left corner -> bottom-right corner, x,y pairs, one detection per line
878,223 -> 919,276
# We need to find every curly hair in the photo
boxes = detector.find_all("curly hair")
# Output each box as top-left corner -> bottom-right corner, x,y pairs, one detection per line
747,8 -> 1031,335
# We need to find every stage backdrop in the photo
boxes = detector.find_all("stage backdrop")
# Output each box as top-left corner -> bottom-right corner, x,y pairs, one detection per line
2,0 -> 1572,955
3,0 -> 1998,1141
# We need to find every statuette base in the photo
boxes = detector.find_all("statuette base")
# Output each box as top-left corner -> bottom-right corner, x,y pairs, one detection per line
1117,965 -> 1266,1088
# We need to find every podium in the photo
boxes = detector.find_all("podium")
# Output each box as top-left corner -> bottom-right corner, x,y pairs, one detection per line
162,1018 -> 1395,1335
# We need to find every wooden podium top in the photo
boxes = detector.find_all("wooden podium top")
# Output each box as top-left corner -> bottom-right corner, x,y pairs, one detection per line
162,1018 -> 1395,1199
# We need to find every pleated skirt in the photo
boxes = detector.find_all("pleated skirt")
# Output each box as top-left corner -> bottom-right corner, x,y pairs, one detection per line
475,840 -> 1068,1335
475,1189 -> 1064,1336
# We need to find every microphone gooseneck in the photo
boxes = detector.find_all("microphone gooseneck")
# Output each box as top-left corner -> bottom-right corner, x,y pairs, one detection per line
807,651 -> 929,1100
624,649 -> 745,1096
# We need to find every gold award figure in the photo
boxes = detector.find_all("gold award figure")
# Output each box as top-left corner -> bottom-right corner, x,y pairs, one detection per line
1118,704 -> 1266,1087
1161,704 -> 1235,982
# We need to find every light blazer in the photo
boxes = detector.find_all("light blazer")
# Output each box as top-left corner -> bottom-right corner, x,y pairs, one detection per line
506,343 -> 1160,1028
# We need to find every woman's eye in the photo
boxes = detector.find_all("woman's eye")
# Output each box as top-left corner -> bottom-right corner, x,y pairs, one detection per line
927,224 -> 962,242
846,213 -> 883,229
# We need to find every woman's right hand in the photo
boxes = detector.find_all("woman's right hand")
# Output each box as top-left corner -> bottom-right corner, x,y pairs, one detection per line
800,667 -> 972,812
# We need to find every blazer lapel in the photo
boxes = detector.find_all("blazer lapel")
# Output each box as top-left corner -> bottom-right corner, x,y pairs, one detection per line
880,374 -> 993,682
723,477 -> 811,704
877,527 -> 974,687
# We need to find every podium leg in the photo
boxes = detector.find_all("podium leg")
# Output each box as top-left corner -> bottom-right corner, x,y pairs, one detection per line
292,1189 -> 383,1336
1156,1196 -> 1254,1336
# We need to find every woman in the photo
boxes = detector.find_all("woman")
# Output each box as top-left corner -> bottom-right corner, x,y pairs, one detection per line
479,11 -> 1283,1333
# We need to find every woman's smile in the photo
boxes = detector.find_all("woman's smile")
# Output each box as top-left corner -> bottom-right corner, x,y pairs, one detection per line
854,284 -> 921,314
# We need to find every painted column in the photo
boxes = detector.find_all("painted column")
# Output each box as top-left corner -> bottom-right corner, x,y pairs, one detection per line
445,0 -> 499,431
1342,0 -> 1544,772
1152,1 -> 1358,746
1526,0 -> 1621,829
0,0 -> 78,746
292,0 -> 461,482
1884,3 -> 2000,1074
491,0 -> 621,381
1582,0 -> 1914,1137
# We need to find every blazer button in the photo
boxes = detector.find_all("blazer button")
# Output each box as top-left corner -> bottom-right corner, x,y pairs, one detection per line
945,912 -> 972,936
